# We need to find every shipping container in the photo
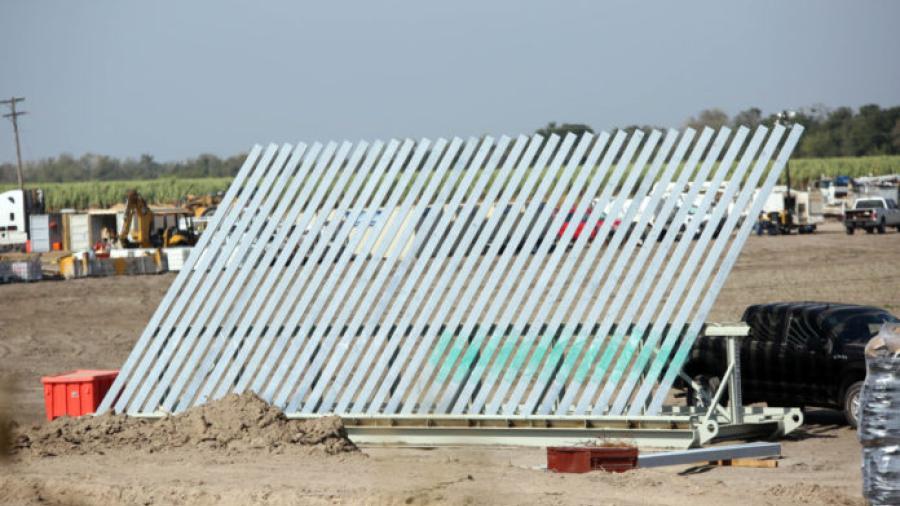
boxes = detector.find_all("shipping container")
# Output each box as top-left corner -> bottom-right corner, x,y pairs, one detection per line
87,210 -> 121,249
28,213 -> 62,253
64,213 -> 91,252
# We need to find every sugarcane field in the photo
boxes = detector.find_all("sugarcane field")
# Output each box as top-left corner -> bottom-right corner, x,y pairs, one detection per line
2,2 -> 900,505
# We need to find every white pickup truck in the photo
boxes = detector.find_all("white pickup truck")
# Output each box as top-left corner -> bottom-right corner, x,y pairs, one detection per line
844,197 -> 900,234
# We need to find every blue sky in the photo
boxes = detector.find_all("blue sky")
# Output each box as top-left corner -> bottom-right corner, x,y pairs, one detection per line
1,0 -> 898,163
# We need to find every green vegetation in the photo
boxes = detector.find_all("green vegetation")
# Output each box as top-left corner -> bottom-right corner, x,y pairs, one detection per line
1,104 -> 897,210
0,152 -> 245,184
3,155 -> 896,211
785,156 -> 899,183
0,178 -> 232,210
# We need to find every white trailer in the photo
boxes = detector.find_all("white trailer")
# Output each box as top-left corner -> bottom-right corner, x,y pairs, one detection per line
0,189 -> 44,249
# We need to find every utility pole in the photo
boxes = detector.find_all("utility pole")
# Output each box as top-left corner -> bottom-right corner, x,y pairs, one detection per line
1,96 -> 27,190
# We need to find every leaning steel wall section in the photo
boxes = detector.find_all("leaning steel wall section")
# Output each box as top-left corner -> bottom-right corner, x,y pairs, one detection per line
99,125 -> 803,420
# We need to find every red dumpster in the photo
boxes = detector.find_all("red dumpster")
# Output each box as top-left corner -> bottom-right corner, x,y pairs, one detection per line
41,370 -> 119,421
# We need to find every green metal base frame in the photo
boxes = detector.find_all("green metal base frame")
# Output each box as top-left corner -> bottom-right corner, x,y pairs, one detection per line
285,406 -> 802,449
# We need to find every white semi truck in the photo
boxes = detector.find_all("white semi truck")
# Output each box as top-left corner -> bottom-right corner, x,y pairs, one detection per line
0,188 -> 44,249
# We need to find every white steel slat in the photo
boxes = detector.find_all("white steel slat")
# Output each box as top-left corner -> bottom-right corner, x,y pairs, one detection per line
429,133 -> 596,414
429,132 -> 584,417
506,130 -> 661,413
575,128 -> 712,416
357,136 -> 542,414
400,134 -> 556,412
645,125 -> 802,414
605,127 -> 746,416
176,142 -> 325,409
536,130 -> 678,415
96,144 -> 264,414
385,135 -> 573,415
282,139 -> 415,412
336,138 -> 470,413
299,140 -> 434,413
195,142 -> 343,403
400,134 -> 537,414
375,136 -> 501,414
532,128 -> 695,416
242,140 -> 372,401
441,134 -> 609,415
108,126 -> 803,419
417,133 -> 567,417
355,139 -> 493,411
152,143 -> 310,412
554,131 -> 691,416
288,138 -> 496,409
319,137 -> 483,412
464,131 -> 634,415
113,144 -> 280,413
628,126 -> 782,414
304,137 -> 522,414
448,132 -> 614,415
263,140 -> 394,407
485,130 -> 657,416
587,127 -> 722,414
523,128 -> 698,416
130,143 -> 297,412
325,139 -> 454,413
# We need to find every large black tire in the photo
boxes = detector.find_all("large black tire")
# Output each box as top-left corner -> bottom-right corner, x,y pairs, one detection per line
843,380 -> 863,429
877,219 -> 886,234
866,227 -> 875,234
846,226 -> 855,235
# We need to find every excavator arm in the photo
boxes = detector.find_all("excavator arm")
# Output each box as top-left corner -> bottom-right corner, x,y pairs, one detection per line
120,190 -> 153,248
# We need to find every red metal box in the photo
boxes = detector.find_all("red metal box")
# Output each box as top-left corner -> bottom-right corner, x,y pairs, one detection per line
41,370 -> 119,421
547,446 -> 638,473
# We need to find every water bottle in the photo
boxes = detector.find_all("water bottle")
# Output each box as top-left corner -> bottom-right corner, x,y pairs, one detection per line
858,323 -> 900,505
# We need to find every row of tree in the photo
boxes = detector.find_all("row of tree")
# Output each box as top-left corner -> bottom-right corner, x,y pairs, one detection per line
684,104 -> 900,158
542,104 -> 900,159
2,104 -> 898,184
0,152 -> 246,184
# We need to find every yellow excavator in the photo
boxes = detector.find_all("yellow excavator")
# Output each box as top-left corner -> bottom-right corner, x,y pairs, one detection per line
119,190 -> 196,248
182,192 -> 223,218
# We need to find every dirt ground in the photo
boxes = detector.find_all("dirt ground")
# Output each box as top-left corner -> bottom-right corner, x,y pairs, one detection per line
1,220 -> 897,505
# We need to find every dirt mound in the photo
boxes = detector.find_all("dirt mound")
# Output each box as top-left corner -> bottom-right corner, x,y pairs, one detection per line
12,392 -> 358,457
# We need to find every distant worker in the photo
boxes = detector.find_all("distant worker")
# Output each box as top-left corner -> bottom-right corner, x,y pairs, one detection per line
755,211 -> 768,236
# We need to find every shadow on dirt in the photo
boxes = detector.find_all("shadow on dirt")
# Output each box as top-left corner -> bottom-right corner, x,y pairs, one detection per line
783,408 -> 847,441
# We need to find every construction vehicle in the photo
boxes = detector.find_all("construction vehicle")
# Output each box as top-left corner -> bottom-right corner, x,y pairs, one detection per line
120,190 -> 153,247
758,186 -> 821,235
182,192 -> 223,218
181,192 -> 223,234
813,175 -> 850,206
119,190 -> 197,248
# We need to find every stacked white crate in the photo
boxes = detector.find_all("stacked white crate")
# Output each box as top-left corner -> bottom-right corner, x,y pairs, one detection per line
163,247 -> 192,272
0,259 -> 42,282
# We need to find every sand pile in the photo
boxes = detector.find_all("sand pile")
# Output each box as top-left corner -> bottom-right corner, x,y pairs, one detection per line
12,392 -> 358,457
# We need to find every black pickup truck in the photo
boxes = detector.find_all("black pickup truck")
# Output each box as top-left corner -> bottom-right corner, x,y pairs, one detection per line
681,302 -> 898,427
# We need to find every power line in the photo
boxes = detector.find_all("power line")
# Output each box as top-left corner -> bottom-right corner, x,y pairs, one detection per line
1,96 -> 27,190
